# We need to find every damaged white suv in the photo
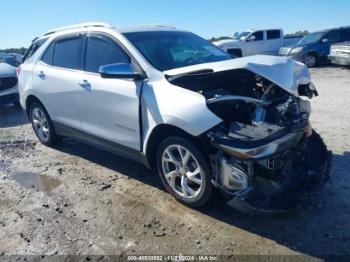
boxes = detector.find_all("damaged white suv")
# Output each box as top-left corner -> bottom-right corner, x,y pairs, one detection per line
19,23 -> 331,213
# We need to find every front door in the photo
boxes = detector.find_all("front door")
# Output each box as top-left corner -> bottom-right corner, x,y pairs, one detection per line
78,33 -> 142,150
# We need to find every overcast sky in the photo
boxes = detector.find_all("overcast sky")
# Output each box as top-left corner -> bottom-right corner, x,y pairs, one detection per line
1,0 -> 349,48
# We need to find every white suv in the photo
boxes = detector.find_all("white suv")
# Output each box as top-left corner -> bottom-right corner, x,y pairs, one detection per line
19,23 -> 331,213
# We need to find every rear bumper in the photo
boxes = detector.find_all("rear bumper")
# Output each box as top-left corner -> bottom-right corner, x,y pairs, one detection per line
328,55 -> 350,66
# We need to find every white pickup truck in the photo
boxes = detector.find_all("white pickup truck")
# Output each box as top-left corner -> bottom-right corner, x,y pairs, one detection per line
214,29 -> 301,57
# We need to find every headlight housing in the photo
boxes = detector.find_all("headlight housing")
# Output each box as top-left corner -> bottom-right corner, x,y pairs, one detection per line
290,47 -> 304,55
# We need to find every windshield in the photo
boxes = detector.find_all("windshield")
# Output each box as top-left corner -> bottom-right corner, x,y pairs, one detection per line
233,31 -> 252,40
123,31 -> 232,71
298,32 -> 325,45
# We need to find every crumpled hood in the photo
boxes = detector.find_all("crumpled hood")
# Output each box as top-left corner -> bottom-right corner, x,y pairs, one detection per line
0,62 -> 16,77
164,55 -> 311,97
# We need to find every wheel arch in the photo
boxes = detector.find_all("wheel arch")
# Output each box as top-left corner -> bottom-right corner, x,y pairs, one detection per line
144,124 -> 212,170
308,51 -> 319,58
25,95 -> 44,118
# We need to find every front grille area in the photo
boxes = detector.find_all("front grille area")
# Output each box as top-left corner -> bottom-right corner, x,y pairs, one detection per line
0,77 -> 17,92
279,47 -> 291,56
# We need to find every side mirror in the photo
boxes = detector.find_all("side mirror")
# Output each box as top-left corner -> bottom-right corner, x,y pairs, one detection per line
247,35 -> 256,42
99,63 -> 144,80
322,38 -> 329,43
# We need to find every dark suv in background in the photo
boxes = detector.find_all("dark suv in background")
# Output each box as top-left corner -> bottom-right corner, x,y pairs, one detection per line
279,26 -> 350,67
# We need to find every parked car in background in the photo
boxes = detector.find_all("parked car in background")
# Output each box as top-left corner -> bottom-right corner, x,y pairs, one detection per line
213,29 -> 301,57
0,62 -> 18,105
9,53 -> 24,64
279,26 -> 350,67
328,42 -> 350,66
0,54 -> 21,67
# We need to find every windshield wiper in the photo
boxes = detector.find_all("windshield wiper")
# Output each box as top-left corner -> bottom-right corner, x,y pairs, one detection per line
166,69 -> 214,82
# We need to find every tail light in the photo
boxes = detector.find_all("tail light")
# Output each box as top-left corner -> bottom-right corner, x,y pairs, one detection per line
16,66 -> 21,77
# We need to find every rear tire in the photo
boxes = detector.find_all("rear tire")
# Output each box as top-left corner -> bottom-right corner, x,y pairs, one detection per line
156,136 -> 213,207
29,102 -> 60,146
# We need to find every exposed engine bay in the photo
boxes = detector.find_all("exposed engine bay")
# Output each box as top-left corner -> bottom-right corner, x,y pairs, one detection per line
169,68 -> 331,213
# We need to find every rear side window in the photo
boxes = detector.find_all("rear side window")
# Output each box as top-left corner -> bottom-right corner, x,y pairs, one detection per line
85,35 -> 129,73
52,37 -> 82,70
251,31 -> 264,41
340,29 -> 350,41
267,30 -> 281,40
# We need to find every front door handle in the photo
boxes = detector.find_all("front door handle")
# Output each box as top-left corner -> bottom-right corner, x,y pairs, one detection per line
78,80 -> 90,88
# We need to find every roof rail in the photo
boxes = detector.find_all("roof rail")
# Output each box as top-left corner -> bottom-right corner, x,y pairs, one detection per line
139,24 -> 177,29
44,22 -> 112,36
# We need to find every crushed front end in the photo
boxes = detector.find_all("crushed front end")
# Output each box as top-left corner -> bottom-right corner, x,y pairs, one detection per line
204,72 -> 331,213
169,59 -> 332,213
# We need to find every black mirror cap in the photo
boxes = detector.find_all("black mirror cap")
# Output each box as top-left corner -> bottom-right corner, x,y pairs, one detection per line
99,63 -> 145,80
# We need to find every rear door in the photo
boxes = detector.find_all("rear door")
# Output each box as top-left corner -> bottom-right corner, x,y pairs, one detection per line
266,30 -> 283,55
78,33 -> 142,150
32,34 -> 84,130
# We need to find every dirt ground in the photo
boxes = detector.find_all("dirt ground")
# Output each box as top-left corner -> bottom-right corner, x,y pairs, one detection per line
0,66 -> 349,260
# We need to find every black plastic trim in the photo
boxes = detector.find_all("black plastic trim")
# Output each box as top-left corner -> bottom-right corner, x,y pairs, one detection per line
53,121 -> 150,168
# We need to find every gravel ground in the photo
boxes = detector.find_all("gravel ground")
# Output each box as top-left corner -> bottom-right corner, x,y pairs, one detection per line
0,66 -> 349,260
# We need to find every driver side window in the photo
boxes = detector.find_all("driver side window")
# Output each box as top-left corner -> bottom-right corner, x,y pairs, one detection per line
251,31 -> 264,41
85,34 -> 130,73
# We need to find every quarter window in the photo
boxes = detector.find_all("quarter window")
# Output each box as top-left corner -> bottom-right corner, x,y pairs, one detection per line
22,37 -> 48,62
267,30 -> 281,40
41,42 -> 54,65
52,37 -> 82,70
85,35 -> 129,73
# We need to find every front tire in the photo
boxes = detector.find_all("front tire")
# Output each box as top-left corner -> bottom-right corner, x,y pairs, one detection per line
305,53 -> 318,67
156,136 -> 213,207
29,102 -> 59,146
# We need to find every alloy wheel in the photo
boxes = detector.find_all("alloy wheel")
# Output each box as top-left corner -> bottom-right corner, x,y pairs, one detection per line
32,107 -> 50,143
305,55 -> 316,67
161,144 -> 203,199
